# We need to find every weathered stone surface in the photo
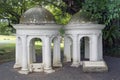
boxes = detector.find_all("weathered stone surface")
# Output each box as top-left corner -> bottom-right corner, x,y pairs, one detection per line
13,6 -> 62,74
29,63 -> 43,72
82,61 -> 108,72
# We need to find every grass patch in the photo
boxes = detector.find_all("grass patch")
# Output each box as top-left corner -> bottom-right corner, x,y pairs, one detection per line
0,43 -> 15,63
0,35 -> 16,40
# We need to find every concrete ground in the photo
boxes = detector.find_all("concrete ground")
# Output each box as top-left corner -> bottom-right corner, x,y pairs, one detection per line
0,56 -> 120,80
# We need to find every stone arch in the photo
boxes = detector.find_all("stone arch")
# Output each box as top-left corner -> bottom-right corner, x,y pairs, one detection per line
28,37 -> 43,64
78,35 -> 90,61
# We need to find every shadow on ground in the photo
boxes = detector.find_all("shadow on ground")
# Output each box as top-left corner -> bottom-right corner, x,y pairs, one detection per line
0,56 -> 120,80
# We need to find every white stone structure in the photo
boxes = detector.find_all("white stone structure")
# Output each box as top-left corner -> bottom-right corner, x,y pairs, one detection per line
64,11 -> 108,71
13,6 -> 62,74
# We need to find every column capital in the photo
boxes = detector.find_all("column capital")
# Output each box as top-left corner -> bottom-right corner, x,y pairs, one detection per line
71,34 -> 78,37
90,34 -> 99,40
21,35 -> 28,39
45,35 -> 52,38
72,34 -> 78,43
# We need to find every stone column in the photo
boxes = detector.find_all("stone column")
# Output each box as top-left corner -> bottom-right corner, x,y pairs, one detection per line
28,39 -> 36,64
19,35 -> 29,74
53,36 -> 62,67
71,35 -> 79,67
98,33 -> 103,60
78,39 -> 81,64
14,36 -> 22,68
31,39 -> 36,62
42,38 -> 45,64
90,35 -> 98,61
44,36 -> 55,73
85,37 -> 89,59
64,36 -> 71,62
28,39 -> 31,64
78,36 -> 83,65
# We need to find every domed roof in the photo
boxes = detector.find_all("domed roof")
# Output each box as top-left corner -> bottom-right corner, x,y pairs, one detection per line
20,6 -> 55,24
65,10 -> 105,30
69,10 -> 97,24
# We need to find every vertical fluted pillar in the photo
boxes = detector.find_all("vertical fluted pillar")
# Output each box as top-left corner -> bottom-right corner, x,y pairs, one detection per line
78,40 -> 81,64
14,36 -> 21,68
53,36 -> 62,67
78,36 -> 82,64
28,39 -> 36,64
31,39 -> 36,62
19,35 -> 29,74
71,35 -> 79,67
44,36 -> 55,73
42,38 -> 45,65
85,37 -> 90,59
98,33 -> 103,60
90,35 -> 98,61
64,36 -> 71,62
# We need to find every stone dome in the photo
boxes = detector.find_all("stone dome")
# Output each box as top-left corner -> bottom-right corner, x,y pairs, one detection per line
65,10 -> 105,30
20,6 -> 55,24
69,10 -> 97,24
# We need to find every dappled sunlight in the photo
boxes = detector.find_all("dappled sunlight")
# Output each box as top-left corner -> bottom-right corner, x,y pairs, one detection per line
0,35 -> 16,40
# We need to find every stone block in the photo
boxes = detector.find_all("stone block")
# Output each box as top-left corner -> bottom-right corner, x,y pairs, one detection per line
29,63 -> 43,72
82,61 -> 108,72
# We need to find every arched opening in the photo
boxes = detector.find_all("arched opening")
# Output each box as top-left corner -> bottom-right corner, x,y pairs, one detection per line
29,38 -> 43,63
80,37 -> 90,61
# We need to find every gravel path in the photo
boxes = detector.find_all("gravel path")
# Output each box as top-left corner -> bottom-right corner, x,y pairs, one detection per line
0,56 -> 120,80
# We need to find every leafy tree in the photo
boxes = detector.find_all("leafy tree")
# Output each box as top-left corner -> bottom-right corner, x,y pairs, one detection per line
81,0 -> 120,56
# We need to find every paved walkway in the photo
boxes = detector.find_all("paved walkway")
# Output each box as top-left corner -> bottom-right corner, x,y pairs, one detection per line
0,56 -> 120,80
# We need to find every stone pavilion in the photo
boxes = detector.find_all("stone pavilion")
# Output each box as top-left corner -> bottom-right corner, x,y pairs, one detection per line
13,6 -> 62,74
13,7 -> 108,74
64,10 -> 108,72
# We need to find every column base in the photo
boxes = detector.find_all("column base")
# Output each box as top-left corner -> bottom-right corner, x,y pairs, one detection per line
64,56 -> 71,62
18,70 -> 29,74
13,64 -> 21,68
79,61 -> 83,65
44,69 -> 55,73
66,58 -> 71,62
71,62 -> 80,67
53,62 -> 62,67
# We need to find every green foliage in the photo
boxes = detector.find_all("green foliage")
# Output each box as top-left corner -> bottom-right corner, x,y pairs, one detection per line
103,25 -> 120,47
0,0 -> 71,35
82,0 -> 107,23
0,19 -> 13,35
45,5 -> 71,24
0,0 -> 70,26
82,0 -> 120,24
106,0 -> 120,24
82,0 -> 120,56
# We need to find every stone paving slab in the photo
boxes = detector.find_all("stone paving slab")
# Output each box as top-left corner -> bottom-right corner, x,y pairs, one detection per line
0,56 -> 120,80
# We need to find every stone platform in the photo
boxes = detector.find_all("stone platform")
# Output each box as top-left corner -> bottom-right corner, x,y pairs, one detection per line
82,61 -> 108,72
